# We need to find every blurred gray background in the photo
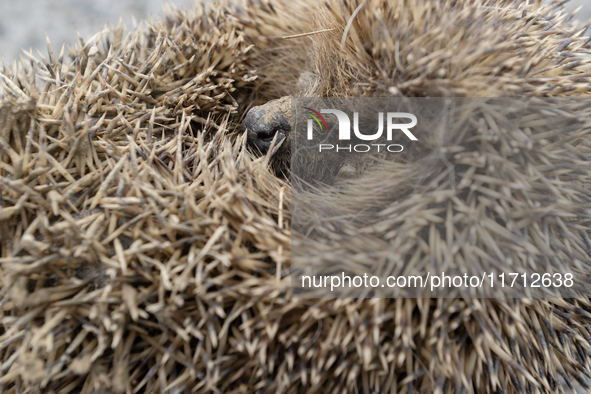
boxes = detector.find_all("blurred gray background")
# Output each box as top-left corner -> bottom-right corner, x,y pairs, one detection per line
0,0 -> 589,64
0,0 -> 194,64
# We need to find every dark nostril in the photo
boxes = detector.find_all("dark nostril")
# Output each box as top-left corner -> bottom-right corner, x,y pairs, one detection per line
257,130 -> 278,143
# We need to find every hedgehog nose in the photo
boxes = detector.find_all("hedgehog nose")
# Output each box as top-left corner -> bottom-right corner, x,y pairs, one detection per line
243,98 -> 291,153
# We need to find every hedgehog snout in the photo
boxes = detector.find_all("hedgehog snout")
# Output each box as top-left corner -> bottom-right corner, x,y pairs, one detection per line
243,97 -> 292,154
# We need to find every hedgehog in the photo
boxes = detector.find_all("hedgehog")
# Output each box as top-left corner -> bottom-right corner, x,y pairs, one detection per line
0,1 -> 591,394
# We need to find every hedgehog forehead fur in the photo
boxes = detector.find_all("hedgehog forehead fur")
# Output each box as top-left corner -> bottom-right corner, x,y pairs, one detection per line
0,0 -> 591,393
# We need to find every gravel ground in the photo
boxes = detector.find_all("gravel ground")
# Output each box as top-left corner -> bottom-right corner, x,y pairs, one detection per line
0,0 -> 589,65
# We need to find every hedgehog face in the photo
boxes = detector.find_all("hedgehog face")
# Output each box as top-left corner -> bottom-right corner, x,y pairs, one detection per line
243,96 -> 297,178
243,96 -> 291,154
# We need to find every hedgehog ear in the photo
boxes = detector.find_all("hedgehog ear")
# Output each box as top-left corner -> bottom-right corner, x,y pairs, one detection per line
298,71 -> 318,95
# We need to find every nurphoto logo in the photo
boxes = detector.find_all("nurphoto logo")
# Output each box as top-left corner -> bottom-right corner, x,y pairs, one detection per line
305,107 -> 418,153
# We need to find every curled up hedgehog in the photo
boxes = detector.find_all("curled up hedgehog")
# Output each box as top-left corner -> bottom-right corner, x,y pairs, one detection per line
1,0 -> 591,393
